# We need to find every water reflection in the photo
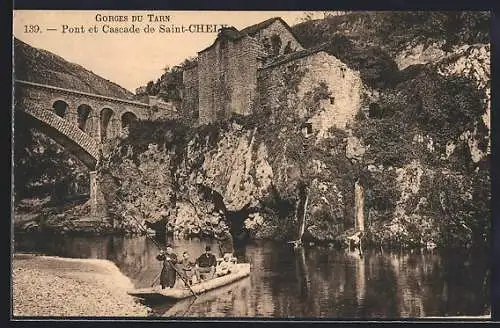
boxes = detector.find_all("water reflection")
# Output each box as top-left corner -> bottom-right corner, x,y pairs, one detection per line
14,233 -> 490,318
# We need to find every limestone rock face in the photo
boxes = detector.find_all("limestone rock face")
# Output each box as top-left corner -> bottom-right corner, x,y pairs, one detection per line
198,127 -> 273,211
435,44 -> 491,161
99,123 -> 278,237
94,39 -> 489,247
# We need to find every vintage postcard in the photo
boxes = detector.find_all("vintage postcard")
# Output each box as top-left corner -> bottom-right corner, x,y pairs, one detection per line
11,10 -> 491,319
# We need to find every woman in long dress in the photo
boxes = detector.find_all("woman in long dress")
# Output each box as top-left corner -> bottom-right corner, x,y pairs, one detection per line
156,244 -> 178,289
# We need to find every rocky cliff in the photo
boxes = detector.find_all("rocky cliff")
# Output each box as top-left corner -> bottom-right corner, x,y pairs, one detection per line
15,13 -> 491,250
94,12 -> 490,249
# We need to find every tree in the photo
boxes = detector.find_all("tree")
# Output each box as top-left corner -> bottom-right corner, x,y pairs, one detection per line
14,112 -> 87,205
145,81 -> 155,95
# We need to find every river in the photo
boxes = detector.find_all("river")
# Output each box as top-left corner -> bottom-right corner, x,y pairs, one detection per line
14,233 -> 490,318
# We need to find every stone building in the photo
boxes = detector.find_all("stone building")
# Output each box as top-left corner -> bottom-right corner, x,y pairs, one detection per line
182,17 -> 363,135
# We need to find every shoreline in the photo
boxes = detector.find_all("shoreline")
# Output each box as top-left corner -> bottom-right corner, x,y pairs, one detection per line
12,253 -> 149,317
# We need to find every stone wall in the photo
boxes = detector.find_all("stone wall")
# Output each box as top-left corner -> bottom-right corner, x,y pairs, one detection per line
190,18 -> 307,125
251,19 -> 304,56
182,64 -> 199,118
15,80 -> 155,143
198,36 -> 264,124
198,46 -> 217,124
258,51 -> 364,137
227,37 -> 264,116
146,96 -> 179,121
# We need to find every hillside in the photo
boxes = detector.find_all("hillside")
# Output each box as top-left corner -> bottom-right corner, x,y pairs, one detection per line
292,11 -> 490,57
290,12 -> 490,89
13,38 -> 134,99
89,12 -> 490,248
15,13 -> 491,250
13,38 -> 133,208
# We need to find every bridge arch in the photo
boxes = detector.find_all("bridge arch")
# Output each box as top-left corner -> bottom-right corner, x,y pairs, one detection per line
77,104 -> 92,132
18,108 -> 99,169
100,107 -> 114,142
121,111 -> 138,129
52,100 -> 69,118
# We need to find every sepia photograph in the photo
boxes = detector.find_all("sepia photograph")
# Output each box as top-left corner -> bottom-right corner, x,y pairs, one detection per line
11,10 -> 491,319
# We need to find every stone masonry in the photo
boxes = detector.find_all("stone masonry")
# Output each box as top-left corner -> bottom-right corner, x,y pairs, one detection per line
182,17 -> 364,133
259,50 -> 363,137
15,80 -> 153,147
14,79 -> 173,216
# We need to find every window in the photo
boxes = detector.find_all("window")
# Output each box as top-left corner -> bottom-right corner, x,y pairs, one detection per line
306,123 -> 313,134
302,122 -> 313,137
270,34 -> 282,56
340,66 -> 346,78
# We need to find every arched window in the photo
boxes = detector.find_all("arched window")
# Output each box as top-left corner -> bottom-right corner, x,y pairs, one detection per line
121,112 -> 138,130
52,100 -> 69,118
100,108 -> 114,142
77,104 -> 92,132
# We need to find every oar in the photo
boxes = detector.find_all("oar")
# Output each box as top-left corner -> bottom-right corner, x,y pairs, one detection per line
150,271 -> 161,287
182,296 -> 197,316
116,197 -> 197,298
126,212 -> 198,298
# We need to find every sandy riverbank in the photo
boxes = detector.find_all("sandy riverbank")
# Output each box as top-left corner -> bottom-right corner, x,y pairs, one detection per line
12,253 -> 149,317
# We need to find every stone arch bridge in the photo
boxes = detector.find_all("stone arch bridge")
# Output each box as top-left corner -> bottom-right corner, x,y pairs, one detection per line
14,80 -> 158,215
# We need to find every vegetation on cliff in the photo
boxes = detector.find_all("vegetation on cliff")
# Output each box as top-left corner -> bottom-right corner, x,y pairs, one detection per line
13,38 -> 138,206
292,11 -> 490,55
353,65 -> 489,249
14,13 -> 490,251
134,58 -> 197,102
292,11 -> 490,89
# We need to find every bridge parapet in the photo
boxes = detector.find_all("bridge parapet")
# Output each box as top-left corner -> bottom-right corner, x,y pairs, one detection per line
14,80 -> 178,166
14,80 -> 179,215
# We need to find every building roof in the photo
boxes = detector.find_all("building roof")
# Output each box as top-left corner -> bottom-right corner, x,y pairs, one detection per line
240,17 -> 302,46
220,26 -> 243,40
240,17 -> 282,35
260,44 -> 326,70
199,26 -> 244,53
199,17 -> 303,54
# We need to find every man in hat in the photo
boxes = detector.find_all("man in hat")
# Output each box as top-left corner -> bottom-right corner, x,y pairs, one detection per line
194,245 -> 217,281
156,244 -> 178,289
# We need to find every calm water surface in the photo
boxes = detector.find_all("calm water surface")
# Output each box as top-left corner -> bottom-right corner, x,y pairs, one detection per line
14,233 -> 490,318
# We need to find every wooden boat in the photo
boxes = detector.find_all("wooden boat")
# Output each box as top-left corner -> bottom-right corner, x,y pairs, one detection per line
127,263 -> 251,301
152,276 -> 251,317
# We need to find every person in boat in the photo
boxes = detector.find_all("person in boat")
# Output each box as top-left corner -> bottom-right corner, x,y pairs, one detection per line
194,245 -> 217,281
156,244 -> 178,289
215,221 -> 236,262
177,251 -> 197,286
215,253 -> 234,277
